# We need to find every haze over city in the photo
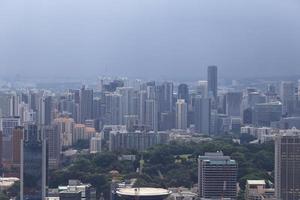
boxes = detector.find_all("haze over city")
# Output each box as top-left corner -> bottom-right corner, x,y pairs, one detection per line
1,0 -> 300,79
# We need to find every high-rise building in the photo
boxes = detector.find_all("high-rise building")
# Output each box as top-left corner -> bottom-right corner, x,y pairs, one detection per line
198,152 -> 237,199
175,99 -> 187,130
117,87 -> 135,124
45,125 -> 60,170
80,86 -> 93,123
1,116 -> 21,162
12,126 -> 23,167
21,124 -> 47,200
253,101 -> 282,127
54,117 -> 75,148
275,129 -> 300,200
225,92 -> 243,118
196,80 -> 208,98
161,82 -> 174,113
207,65 -> 218,99
145,99 -> 158,132
90,135 -> 102,154
105,93 -> 122,125
177,84 -> 189,104
280,81 -> 295,116
193,96 -> 211,134
38,95 -> 53,126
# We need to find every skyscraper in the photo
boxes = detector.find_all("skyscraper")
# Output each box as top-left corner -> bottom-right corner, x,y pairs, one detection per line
225,91 -> 243,118
12,126 -> 23,170
80,86 -> 93,123
198,152 -> 237,199
280,81 -> 295,116
193,96 -> 211,134
21,124 -> 47,200
275,129 -> 300,200
176,99 -> 187,130
45,125 -> 60,170
207,65 -> 218,99
177,84 -> 189,104
145,99 -> 158,132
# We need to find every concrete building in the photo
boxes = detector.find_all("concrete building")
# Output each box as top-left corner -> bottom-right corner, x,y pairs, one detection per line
21,124 -> 47,200
245,180 -> 275,200
198,152 -> 237,199
90,135 -> 101,154
275,128 -> 300,200
253,101 -> 282,127
176,99 -> 187,130
193,96 -> 211,134
109,130 -> 169,152
207,65 -> 218,99
280,81 -> 295,116
225,92 -> 243,118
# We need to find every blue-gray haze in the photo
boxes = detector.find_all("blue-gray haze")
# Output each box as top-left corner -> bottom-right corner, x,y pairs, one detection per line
0,0 -> 300,80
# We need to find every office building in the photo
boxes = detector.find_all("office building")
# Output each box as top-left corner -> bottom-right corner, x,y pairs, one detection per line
280,81 -> 295,116
20,124 -> 47,200
275,129 -> 300,200
80,86 -> 93,123
196,81 -> 208,98
198,152 -> 237,199
225,92 -> 243,118
207,65 -> 218,99
45,125 -> 60,170
178,84 -> 189,104
176,99 -> 187,130
90,135 -> 102,154
145,99 -> 158,132
253,101 -> 282,127
193,96 -> 211,134
54,117 -> 75,148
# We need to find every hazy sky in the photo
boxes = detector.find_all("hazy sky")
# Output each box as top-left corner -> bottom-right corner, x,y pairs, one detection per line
0,0 -> 300,80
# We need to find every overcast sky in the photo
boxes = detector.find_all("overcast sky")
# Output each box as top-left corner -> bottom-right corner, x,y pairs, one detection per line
0,0 -> 300,80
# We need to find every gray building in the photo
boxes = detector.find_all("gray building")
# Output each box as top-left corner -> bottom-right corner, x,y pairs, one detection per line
193,96 -> 211,134
253,101 -> 282,127
275,129 -> 300,200
198,152 -> 237,199
21,124 -> 47,200
207,65 -> 218,99
80,86 -> 93,123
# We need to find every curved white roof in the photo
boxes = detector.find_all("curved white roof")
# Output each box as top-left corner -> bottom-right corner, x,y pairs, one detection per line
116,187 -> 171,197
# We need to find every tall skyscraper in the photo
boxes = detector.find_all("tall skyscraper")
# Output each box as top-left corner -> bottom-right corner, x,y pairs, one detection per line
225,92 -> 243,118
161,82 -> 174,113
193,96 -> 211,134
198,152 -> 237,199
280,81 -> 295,116
275,129 -> 300,200
207,65 -> 218,99
196,80 -> 208,98
178,84 -> 189,104
145,99 -> 158,132
105,93 -> 122,125
80,86 -> 93,123
45,125 -> 60,170
21,124 -> 47,200
12,127 -> 24,170
176,99 -> 187,130
38,95 -> 53,126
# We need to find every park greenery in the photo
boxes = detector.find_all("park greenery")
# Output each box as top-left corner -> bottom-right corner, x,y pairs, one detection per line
49,135 -> 274,199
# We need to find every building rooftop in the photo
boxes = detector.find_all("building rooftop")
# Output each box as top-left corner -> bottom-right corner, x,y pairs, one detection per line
116,187 -> 171,197
247,180 -> 266,185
